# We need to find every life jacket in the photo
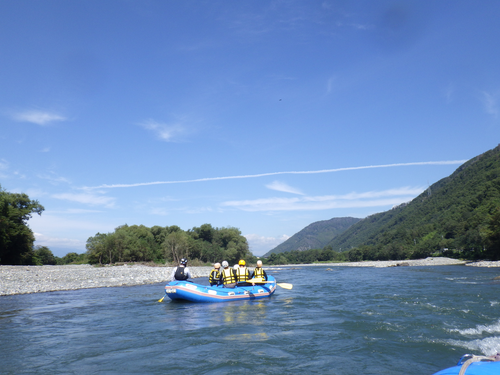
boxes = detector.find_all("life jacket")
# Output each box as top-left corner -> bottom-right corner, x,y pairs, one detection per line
235,267 -> 249,282
174,266 -> 188,280
209,269 -> 221,284
221,268 -> 236,284
253,267 -> 265,279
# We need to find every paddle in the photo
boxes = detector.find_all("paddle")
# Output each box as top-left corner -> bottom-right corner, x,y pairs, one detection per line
158,295 -> 165,302
247,278 -> 293,290
276,283 -> 293,290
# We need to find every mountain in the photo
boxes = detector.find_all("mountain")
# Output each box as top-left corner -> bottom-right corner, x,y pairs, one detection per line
263,217 -> 361,257
327,144 -> 500,259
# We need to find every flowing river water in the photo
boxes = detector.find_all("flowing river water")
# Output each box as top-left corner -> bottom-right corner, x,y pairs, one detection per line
1,265 -> 499,374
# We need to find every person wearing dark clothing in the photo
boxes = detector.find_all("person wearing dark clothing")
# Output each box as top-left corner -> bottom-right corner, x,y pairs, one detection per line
209,262 -> 221,286
170,258 -> 192,281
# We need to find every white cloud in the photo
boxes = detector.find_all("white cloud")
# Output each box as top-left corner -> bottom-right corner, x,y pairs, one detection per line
245,233 -> 291,256
139,119 -> 187,142
52,192 -> 115,207
41,147 -> 51,152
34,232 -> 85,250
12,110 -> 67,125
222,186 -> 425,212
266,180 -> 304,195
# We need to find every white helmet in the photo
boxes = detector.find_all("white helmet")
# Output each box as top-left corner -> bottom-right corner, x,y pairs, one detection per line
222,261 -> 229,268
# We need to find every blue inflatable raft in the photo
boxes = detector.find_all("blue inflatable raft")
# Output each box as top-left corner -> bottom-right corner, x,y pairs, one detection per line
162,275 -> 277,303
433,354 -> 500,375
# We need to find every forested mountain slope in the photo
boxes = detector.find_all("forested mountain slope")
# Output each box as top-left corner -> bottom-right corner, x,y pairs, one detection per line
264,217 -> 360,257
327,145 -> 500,259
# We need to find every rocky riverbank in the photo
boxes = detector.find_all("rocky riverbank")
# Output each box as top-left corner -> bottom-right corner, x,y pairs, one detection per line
0,264 -> 212,296
1,258 -> 499,296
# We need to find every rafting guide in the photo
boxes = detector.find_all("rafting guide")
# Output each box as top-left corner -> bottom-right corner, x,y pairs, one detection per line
170,258 -> 192,281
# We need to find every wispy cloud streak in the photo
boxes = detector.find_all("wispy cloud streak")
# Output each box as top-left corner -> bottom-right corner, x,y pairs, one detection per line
138,119 -> 187,142
266,181 -> 304,195
85,160 -> 467,190
12,110 -> 67,125
222,187 -> 424,212
52,193 -> 115,207
481,91 -> 499,118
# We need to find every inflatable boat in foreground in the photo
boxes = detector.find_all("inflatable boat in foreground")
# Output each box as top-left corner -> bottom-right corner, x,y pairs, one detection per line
433,354 -> 500,375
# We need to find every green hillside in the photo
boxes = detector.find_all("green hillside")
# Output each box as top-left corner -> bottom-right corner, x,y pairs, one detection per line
263,217 -> 360,257
327,144 -> 500,260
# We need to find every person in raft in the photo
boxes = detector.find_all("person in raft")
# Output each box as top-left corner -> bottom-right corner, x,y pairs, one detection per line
209,262 -> 221,286
251,260 -> 268,282
220,261 -> 237,288
171,258 -> 192,281
235,259 -> 250,285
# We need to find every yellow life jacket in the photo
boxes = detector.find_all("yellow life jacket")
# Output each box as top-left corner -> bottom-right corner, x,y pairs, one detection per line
221,268 -> 236,284
236,267 -> 249,282
253,267 -> 265,279
209,269 -> 221,284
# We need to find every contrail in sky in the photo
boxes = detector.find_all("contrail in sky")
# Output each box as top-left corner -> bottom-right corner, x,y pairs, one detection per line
86,160 -> 468,189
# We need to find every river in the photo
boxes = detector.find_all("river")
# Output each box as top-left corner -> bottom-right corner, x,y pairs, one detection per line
1,265 -> 499,374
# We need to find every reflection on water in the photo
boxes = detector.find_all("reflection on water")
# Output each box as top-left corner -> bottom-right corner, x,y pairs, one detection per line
224,332 -> 268,341
1,266 -> 499,374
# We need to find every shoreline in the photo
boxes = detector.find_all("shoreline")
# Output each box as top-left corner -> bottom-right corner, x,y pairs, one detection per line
0,264 -> 212,296
1,257 -> 499,296
271,257 -> 500,268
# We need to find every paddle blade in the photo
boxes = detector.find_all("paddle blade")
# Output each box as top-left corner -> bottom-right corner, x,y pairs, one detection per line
158,295 -> 165,302
277,283 -> 293,290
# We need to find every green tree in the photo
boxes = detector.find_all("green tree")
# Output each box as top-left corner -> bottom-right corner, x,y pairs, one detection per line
162,230 -> 189,264
214,227 -> 250,264
33,246 -> 56,265
57,252 -> 85,265
0,186 -> 44,265
484,208 -> 500,260
86,232 -> 109,264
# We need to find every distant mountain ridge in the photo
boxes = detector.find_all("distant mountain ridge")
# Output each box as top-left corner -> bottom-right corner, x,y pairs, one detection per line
263,217 -> 360,257
326,144 -> 500,258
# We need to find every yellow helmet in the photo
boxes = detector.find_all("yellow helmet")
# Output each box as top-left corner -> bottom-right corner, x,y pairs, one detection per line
238,259 -> 246,266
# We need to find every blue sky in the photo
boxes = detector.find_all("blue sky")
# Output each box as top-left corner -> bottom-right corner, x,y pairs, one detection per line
1,1 -> 499,257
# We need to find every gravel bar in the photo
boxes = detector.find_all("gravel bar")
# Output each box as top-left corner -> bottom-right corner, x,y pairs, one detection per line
0,264 -> 212,296
2,258 -> 499,296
